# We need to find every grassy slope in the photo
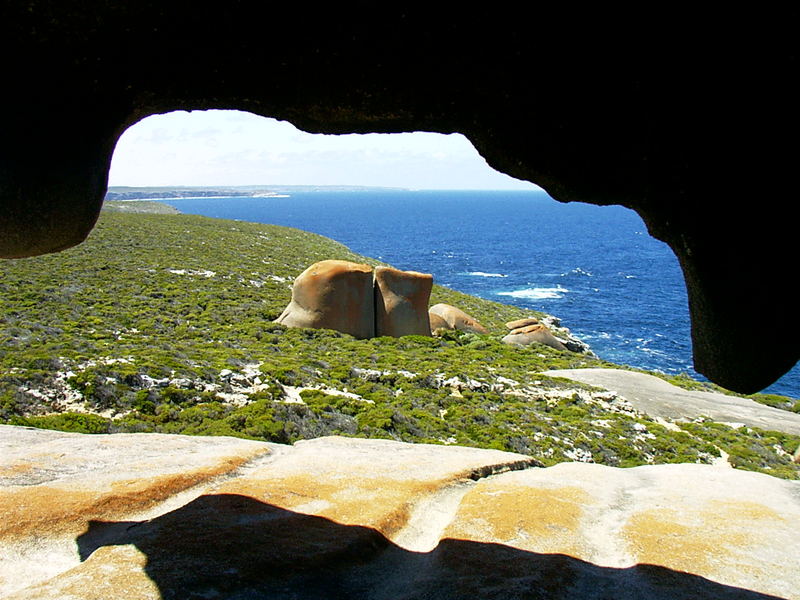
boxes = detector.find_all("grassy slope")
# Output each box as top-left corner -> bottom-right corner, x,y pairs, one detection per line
1,209 -> 798,479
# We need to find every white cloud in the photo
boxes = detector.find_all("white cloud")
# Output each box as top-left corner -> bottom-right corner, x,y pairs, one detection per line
109,110 -> 540,190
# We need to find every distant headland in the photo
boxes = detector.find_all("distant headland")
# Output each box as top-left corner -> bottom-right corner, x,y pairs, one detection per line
105,185 -> 409,201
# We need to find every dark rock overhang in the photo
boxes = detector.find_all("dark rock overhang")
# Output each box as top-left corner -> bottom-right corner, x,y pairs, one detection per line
1,5 -> 797,393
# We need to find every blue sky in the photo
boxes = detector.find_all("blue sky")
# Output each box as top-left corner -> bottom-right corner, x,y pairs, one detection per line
109,110 -> 539,190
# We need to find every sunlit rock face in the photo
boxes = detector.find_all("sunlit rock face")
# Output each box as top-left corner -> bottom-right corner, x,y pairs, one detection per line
502,324 -> 568,352
275,260 -> 375,339
429,303 -> 490,335
374,266 -> 433,337
1,5 -> 797,391
276,261 -> 432,338
2,425 -> 798,599
506,317 -> 540,331
429,311 -> 450,334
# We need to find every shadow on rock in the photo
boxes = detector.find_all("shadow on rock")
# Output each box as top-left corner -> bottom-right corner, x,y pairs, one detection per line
77,493 -> 787,600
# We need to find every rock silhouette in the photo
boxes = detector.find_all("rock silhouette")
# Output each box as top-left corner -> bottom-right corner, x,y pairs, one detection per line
4,5 -> 798,392
66,496 -> 789,600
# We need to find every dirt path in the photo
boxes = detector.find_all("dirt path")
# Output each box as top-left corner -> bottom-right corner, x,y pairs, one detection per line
544,368 -> 800,435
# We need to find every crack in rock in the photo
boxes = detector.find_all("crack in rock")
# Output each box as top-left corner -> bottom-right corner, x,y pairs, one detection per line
392,458 -> 541,553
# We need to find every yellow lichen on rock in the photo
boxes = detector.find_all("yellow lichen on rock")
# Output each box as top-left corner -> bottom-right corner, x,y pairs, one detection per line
3,427 -> 800,599
444,483 -> 589,557
623,500 -> 790,585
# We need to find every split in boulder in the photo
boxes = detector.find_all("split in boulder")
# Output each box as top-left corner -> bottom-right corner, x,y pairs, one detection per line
277,261 -> 582,354
276,260 -> 432,339
275,260 -> 375,339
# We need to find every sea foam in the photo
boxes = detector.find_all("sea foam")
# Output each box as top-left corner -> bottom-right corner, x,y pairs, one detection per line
467,271 -> 507,278
498,286 -> 568,300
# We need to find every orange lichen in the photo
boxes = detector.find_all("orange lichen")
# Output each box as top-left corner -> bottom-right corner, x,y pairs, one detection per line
0,462 -> 36,477
623,500 -> 787,577
444,484 -> 589,557
0,450 -> 268,540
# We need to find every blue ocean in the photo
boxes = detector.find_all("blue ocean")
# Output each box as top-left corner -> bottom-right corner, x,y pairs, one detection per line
164,190 -> 799,398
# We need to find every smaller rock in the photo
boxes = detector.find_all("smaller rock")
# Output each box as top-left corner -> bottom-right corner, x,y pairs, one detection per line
502,325 -> 568,351
429,312 -> 449,334
508,324 -> 546,336
429,303 -> 489,334
505,317 -> 539,330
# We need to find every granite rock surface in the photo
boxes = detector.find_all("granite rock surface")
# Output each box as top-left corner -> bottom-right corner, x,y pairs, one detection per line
374,266 -> 433,338
545,369 -> 800,436
429,303 -> 490,335
276,261 -> 433,339
503,324 -> 569,352
505,317 -> 540,330
1,425 -> 798,599
275,259 -> 375,339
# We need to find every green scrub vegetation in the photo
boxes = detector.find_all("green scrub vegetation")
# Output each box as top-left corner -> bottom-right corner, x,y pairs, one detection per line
1,206 -> 797,479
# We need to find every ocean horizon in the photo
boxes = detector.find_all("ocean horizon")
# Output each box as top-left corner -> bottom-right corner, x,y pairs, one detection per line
162,189 -> 799,398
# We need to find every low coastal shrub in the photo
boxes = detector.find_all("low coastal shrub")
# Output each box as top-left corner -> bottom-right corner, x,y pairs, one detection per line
0,209 -> 797,480
14,412 -> 111,434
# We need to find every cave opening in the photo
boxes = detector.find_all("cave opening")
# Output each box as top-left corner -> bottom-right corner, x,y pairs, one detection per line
105,109 -> 800,397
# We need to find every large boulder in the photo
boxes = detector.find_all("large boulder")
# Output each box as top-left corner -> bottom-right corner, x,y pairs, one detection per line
276,261 -> 434,339
429,303 -> 489,335
502,324 -> 568,351
275,260 -> 374,339
2,425 -> 799,599
374,266 -> 432,337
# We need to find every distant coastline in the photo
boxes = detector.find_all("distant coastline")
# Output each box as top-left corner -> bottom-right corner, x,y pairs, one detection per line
102,201 -> 182,215
105,184 -> 408,202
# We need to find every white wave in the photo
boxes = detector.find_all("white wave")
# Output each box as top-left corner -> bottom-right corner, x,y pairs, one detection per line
498,286 -> 568,300
467,271 -> 507,278
640,347 -> 671,358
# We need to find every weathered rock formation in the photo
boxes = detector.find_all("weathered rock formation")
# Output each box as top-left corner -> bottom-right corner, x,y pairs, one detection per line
509,324 -> 550,336
374,266 -> 433,337
506,317 -> 540,331
428,311 -> 450,334
429,303 -> 490,335
545,368 -> 800,436
276,261 -> 432,338
1,425 -> 798,599
275,260 -> 375,339
1,6 -> 797,392
502,324 -> 569,352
